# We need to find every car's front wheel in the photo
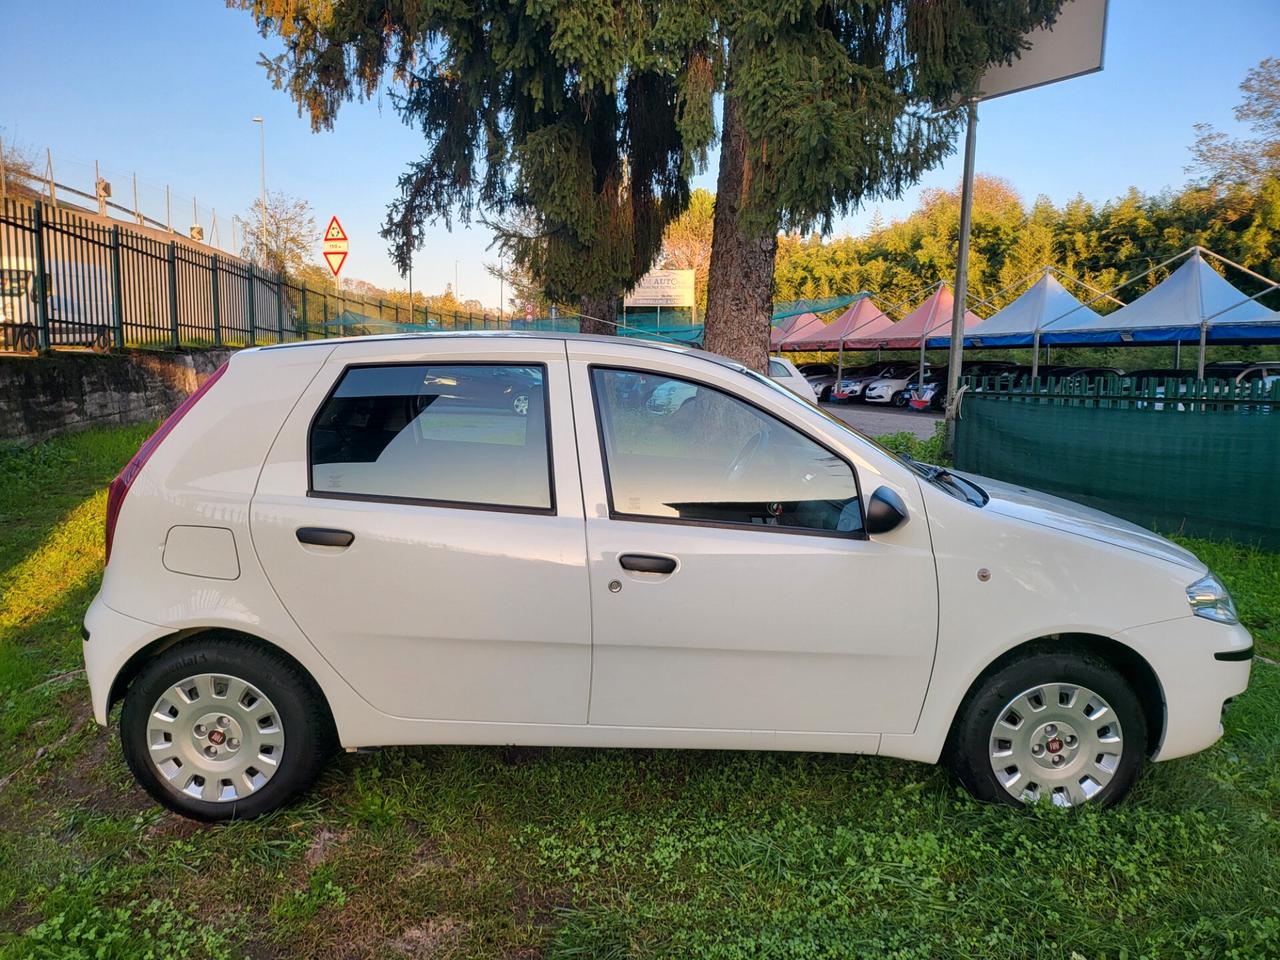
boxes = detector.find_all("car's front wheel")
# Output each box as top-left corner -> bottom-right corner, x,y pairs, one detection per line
121,636 -> 334,821
947,650 -> 1147,808
891,391 -> 907,407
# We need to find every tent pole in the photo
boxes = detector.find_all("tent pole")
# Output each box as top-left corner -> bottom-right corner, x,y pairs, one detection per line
944,99 -> 979,455
1196,323 -> 1208,379
1031,330 -> 1041,379
837,339 -> 844,392
1174,342 -> 1181,369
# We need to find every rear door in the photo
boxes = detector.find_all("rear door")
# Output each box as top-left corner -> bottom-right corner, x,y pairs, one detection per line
251,338 -> 591,724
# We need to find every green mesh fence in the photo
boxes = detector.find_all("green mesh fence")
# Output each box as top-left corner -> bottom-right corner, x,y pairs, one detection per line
953,380 -> 1280,549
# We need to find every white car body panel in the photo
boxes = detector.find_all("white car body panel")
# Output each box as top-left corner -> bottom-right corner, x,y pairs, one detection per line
83,333 -> 1251,768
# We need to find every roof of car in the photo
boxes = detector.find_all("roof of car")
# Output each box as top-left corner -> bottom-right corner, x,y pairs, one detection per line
252,330 -> 755,375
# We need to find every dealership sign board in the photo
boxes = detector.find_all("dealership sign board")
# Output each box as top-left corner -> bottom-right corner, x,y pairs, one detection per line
624,269 -> 696,308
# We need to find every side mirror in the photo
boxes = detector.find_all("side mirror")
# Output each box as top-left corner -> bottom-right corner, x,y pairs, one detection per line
865,486 -> 909,535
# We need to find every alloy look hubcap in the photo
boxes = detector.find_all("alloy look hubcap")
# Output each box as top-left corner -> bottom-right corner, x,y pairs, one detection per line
988,682 -> 1124,807
147,674 -> 284,803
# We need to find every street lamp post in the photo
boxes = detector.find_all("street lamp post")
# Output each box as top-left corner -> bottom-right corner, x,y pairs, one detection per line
251,117 -> 266,268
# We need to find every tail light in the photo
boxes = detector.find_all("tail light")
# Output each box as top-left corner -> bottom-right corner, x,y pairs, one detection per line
105,362 -> 229,563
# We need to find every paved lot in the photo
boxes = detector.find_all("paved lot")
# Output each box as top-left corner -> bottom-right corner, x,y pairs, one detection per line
821,401 -> 940,439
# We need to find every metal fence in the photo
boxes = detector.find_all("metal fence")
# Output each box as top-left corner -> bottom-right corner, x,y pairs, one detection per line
953,374 -> 1280,549
0,198 -> 517,354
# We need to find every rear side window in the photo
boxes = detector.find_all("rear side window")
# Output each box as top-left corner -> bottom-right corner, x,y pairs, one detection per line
309,363 -> 552,511
768,360 -> 789,377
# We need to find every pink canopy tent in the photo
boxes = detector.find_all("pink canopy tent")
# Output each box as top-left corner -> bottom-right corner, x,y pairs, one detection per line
845,283 -> 983,350
771,312 -> 828,350
796,297 -> 896,350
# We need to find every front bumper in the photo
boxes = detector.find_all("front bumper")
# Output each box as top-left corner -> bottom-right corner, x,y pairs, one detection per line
1119,616 -> 1253,761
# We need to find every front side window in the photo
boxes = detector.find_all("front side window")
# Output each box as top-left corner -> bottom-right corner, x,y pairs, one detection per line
310,363 -> 552,510
591,368 -> 863,534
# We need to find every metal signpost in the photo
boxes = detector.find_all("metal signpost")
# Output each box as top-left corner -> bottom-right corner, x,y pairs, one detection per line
943,0 -> 1109,453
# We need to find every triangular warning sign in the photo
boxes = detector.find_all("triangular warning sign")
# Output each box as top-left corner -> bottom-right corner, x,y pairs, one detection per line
324,250 -> 348,277
325,216 -> 348,242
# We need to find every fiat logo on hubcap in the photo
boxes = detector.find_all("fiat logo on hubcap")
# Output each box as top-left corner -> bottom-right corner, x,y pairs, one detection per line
1046,737 -> 1063,754
208,729 -> 226,745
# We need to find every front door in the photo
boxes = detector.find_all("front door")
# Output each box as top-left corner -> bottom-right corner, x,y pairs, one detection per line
569,344 -> 938,735
251,338 -> 591,724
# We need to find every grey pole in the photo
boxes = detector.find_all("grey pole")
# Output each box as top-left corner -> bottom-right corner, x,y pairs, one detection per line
252,117 -> 266,266
944,99 -> 980,455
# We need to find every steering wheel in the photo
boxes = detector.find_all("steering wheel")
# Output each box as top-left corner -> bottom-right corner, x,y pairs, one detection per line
725,429 -> 769,483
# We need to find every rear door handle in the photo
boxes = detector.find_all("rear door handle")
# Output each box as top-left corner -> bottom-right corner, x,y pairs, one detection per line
618,553 -> 677,575
296,527 -> 354,548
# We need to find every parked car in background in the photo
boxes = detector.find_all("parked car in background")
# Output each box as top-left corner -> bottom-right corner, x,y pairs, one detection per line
769,357 -> 820,403
86,332 -> 1252,819
865,365 -> 929,406
831,363 -> 913,403
796,363 -> 839,402
1218,361 -> 1280,388
1052,366 -> 1125,382
909,362 -> 1018,411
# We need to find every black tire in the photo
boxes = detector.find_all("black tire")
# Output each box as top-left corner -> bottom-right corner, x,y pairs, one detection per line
818,386 -> 832,403
891,391 -> 907,407
947,649 -> 1147,809
121,635 -> 335,821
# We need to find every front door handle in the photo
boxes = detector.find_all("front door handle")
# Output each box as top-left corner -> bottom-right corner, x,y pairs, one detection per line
618,553 -> 677,575
296,527 -> 355,548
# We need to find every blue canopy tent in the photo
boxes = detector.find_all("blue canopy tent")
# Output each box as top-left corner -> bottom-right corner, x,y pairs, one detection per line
956,270 -> 1102,349
1040,248 -> 1280,375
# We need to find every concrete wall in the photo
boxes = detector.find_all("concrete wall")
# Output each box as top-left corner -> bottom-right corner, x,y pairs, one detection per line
0,349 -> 236,443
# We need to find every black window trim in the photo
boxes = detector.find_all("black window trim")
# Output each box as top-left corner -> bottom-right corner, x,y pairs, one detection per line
305,359 -> 558,517
588,363 -> 868,541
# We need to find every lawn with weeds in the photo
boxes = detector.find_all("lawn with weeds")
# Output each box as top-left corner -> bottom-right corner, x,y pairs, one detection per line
0,423 -> 1277,959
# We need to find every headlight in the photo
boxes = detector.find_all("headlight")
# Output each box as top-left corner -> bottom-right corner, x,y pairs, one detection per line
1186,573 -> 1238,624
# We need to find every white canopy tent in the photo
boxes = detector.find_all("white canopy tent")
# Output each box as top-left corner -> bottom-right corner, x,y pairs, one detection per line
964,269 -> 1103,345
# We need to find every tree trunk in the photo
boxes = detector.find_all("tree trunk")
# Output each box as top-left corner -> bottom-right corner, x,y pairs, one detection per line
578,293 -> 618,336
703,87 -> 776,373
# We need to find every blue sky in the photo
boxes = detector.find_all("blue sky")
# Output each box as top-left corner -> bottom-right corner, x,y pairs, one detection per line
3,0 -> 1276,309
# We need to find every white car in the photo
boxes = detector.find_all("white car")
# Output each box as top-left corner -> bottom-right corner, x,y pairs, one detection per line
767,356 -> 818,403
84,333 -> 1252,820
864,366 -> 928,406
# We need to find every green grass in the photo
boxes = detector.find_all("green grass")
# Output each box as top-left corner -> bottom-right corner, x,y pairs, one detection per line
0,423 -> 1277,959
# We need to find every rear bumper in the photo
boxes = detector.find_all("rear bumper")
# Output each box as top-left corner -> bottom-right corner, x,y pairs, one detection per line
1119,617 -> 1253,761
82,594 -> 171,725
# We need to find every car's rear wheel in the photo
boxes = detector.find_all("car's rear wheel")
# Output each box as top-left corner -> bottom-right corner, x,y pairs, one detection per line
947,650 -> 1146,808
121,636 -> 333,821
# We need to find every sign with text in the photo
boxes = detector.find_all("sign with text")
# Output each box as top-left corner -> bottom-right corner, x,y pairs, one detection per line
323,216 -> 349,277
624,269 -> 695,308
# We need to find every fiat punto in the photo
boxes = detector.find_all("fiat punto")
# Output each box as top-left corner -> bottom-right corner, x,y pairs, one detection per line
83,333 -> 1253,820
